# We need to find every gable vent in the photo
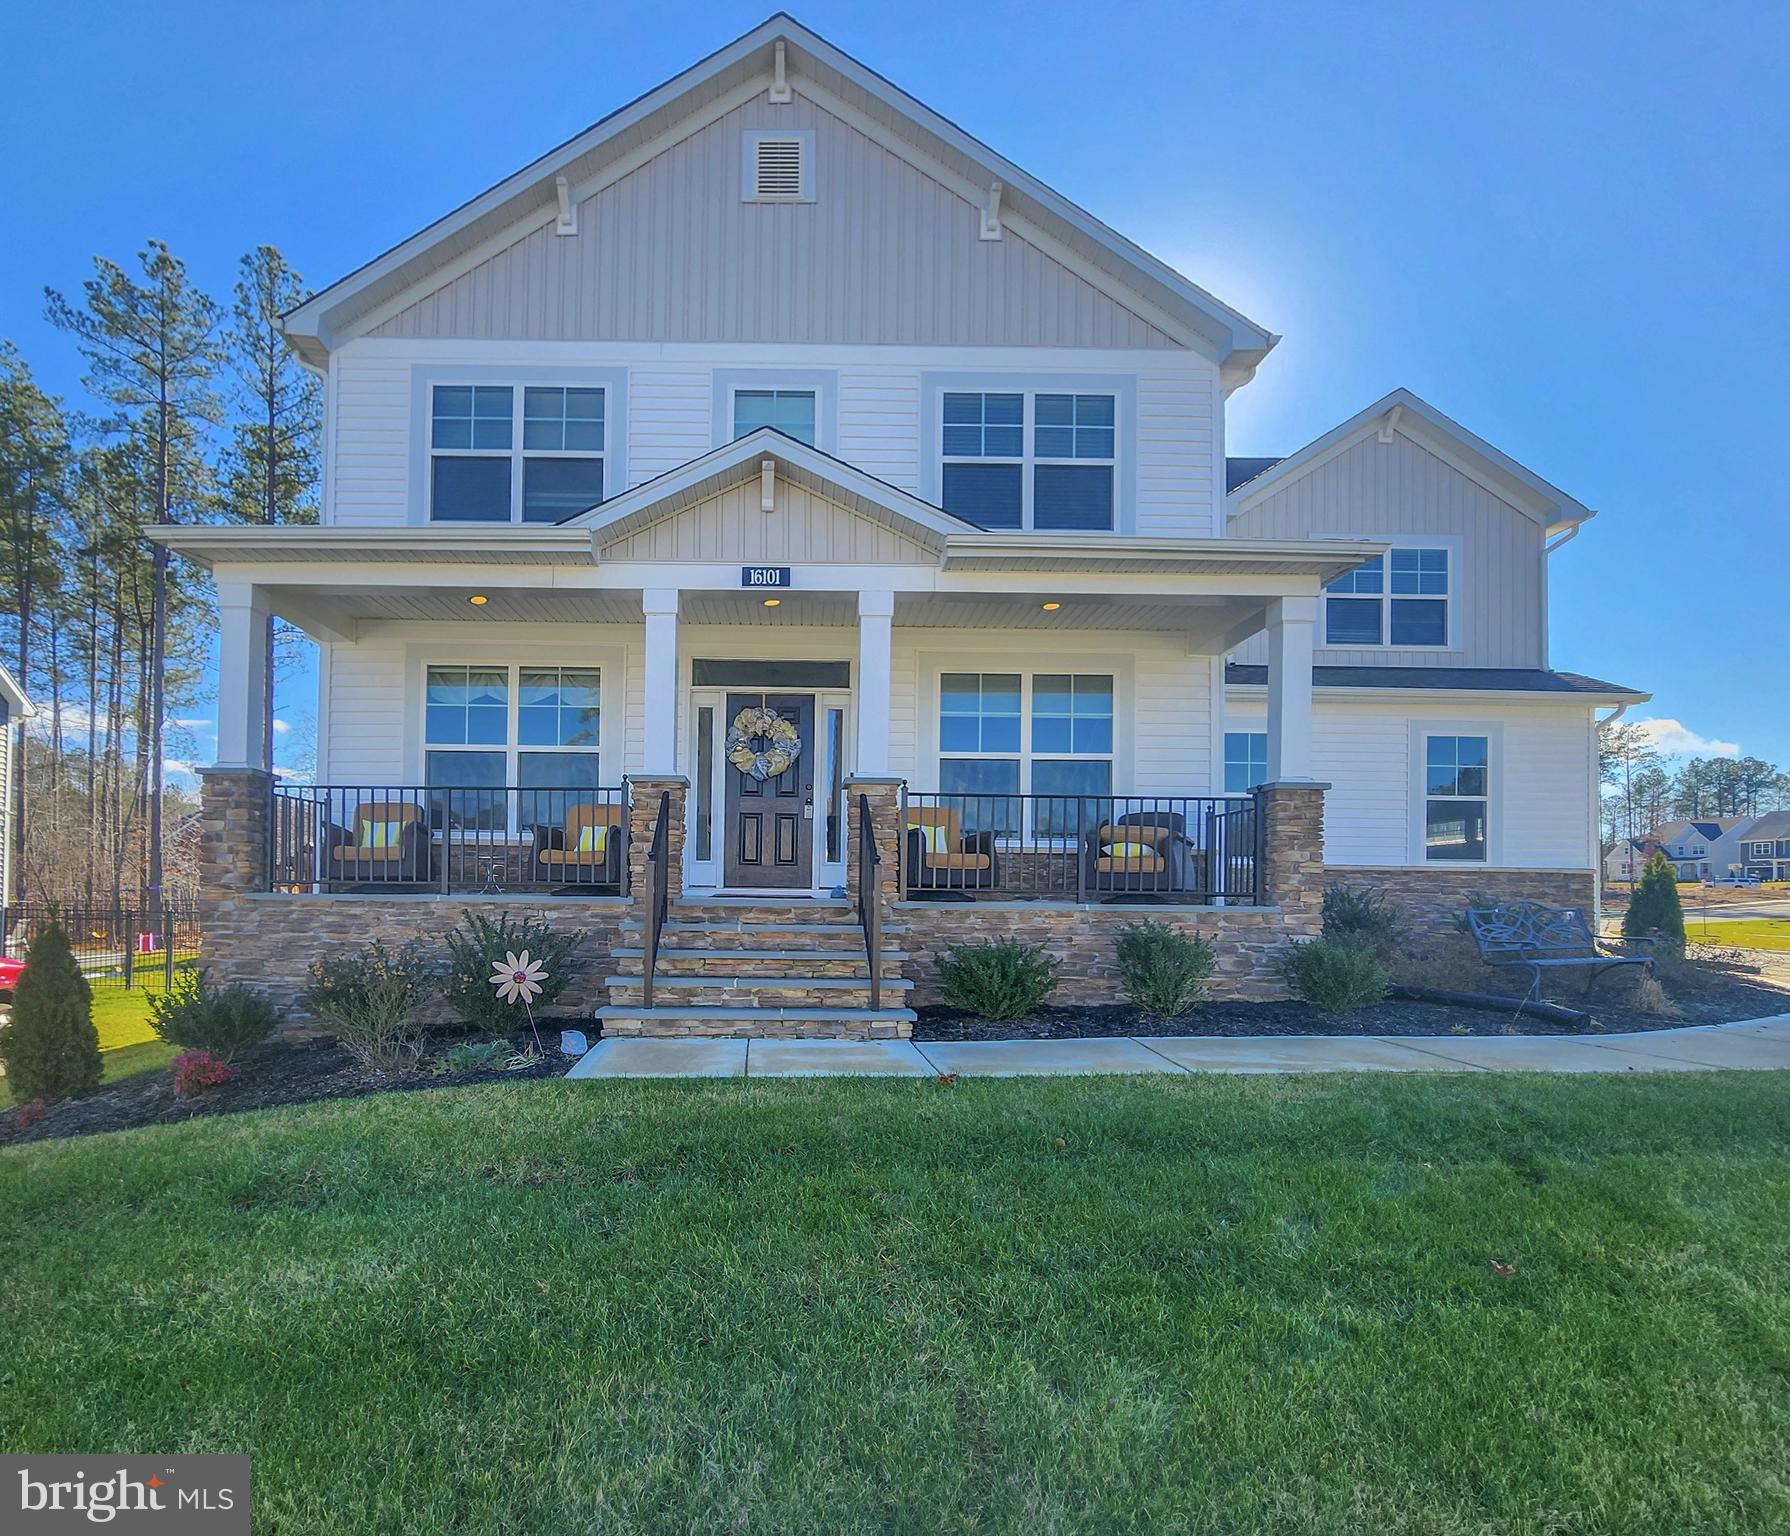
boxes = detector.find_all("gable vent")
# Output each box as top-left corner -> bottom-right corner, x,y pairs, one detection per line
744,132 -> 811,202
754,137 -> 803,198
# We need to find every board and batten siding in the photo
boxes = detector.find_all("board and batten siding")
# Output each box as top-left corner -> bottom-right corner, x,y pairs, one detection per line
600,479 -> 939,564
368,91 -> 1177,351
323,339 -> 1221,532
1228,431 -> 1546,669
1227,696 -> 1595,869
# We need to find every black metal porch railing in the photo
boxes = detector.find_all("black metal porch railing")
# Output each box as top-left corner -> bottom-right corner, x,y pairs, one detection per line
269,783 -> 630,895
897,792 -> 1261,903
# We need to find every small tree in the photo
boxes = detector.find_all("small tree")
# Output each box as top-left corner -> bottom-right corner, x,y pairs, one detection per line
2,918 -> 101,1101
1625,850 -> 1687,943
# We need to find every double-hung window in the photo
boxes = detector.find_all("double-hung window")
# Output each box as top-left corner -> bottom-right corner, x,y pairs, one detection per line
424,664 -> 602,831
1223,731 -> 1269,793
939,671 -> 1114,834
733,389 -> 816,445
429,385 -> 606,523
1325,547 -> 1451,647
1423,734 -> 1489,861
941,391 -> 1115,531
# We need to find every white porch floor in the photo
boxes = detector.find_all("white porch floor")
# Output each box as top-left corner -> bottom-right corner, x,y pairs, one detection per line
565,1014 -> 1790,1078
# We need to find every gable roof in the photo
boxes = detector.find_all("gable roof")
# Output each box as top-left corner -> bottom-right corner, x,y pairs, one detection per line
564,426 -> 972,553
1742,811 -> 1790,842
0,663 -> 35,720
1225,388 -> 1597,535
282,14 -> 1276,372
1225,456 -> 1283,493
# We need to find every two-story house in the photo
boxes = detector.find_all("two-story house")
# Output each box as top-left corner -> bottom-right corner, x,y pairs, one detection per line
1740,813 -> 1790,881
163,15 -> 1646,1037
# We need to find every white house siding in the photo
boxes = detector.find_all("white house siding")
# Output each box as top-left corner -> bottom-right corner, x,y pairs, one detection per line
367,91 -> 1177,351
322,337 -> 1221,533
1226,693 -> 1596,869
321,642 -> 408,782
1228,430 -> 1546,669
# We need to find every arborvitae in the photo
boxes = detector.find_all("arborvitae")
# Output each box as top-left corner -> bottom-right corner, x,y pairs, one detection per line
1624,850 -> 1687,943
2,918 -> 102,1101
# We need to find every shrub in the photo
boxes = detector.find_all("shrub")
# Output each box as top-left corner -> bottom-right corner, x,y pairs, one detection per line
0,918 -> 101,1102
935,939 -> 1059,1021
430,1039 -> 511,1077
171,1049 -> 236,1098
299,939 -> 435,1075
147,970 -> 276,1061
441,910 -> 587,1034
1275,935 -> 1390,1014
1625,851 -> 1687,944
1113,921 -> 1215,1017
1320,885 -> 1403,960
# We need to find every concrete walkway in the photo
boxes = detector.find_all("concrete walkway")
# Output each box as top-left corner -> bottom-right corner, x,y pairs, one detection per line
566,1014 -> 1790,1079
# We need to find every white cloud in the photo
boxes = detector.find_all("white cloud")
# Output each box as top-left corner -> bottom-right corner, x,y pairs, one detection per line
162,758 -> 200,786
272,718 -> 290,735
169,716 -> 215,732
1632,718 -> 1741,758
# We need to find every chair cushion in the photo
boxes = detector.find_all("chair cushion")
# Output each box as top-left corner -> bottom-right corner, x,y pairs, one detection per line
1095,853 -> 1165,874
927,852 -> 991,871
540,849 -> 609,866
1098,823 -> 1168,845
334,846 -> 410,864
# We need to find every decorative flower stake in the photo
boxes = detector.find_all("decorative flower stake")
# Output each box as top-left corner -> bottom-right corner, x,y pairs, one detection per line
490,949 -> 549,1054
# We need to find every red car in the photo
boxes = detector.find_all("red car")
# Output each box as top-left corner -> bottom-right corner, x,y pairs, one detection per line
0,956 -> 23,1002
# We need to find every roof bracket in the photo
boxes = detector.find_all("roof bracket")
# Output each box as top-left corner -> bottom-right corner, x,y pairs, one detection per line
1376,405 -> 1403,444
760,458 -> 776,513
554,176 -> 578,236
979,179 -> 1004,241
769,40 -> 792,103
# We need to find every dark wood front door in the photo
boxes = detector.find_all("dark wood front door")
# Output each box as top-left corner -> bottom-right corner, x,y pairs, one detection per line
723,693 -> 814,889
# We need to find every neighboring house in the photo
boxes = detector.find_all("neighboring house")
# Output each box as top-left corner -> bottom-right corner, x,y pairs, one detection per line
1608,818 -> 1761,882
159,16 -> 1648,1034
1740,812 -> 1790,881
1604,837 -> 1650,884
0,664 -> 36,912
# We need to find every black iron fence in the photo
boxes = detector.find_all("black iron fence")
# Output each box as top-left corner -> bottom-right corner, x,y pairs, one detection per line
898,791 -> 1261,903
270,783 -> 631,895
0,901 -> 201,992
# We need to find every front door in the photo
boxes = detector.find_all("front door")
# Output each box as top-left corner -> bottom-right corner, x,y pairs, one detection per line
722,692 -> 814,889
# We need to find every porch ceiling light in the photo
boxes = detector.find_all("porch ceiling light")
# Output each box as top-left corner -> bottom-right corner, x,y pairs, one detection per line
1041,601 -> 1061,611
762,597 -> 781,607
467,593 -> 488,606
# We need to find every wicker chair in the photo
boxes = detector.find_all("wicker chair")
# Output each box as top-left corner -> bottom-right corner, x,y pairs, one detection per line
325,800 -> 429,884
903,805 -> 1000,895
531,802 -> 625,890
1081,811 -> 1200,899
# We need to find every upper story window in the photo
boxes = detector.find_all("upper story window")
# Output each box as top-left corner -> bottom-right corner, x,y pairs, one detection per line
733,389 -> 816,446
941,391 -> 1115,532
1324,547 -> 1450,647
429,385 -> 605,523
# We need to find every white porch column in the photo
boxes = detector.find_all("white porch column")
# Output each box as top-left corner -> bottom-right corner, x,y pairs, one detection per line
855,590 -> 895,776
641,588 -> 680,774
213,581 -> 271,770
1265,594 -> 1318,783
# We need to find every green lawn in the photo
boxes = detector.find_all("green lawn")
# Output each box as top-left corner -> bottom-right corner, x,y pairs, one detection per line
3,1076 -> 1789,1532
1688,918 -> 1790,952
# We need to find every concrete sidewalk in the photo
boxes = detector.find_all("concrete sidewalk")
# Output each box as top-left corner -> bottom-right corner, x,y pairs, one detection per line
566,1015 -> 1790,1079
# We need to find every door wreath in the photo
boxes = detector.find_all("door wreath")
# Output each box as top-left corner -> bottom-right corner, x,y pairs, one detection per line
726,704 -> 803,781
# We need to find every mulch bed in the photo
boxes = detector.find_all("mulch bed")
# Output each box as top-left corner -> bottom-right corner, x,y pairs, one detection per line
914,956 -> 1790,1043
0,1023 -> 577,1150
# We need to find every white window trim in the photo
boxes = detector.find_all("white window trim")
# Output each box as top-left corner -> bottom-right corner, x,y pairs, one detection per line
938,390 -> 1118,533
741,129 -> 815,202
426,383 -> 607,525
710,368 -> 838,452
1222,730 -> 1269,794
1408,721 -> 1504,865
1322,534 -> 1463,652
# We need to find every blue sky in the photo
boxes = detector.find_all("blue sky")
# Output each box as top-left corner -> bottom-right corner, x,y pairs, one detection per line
3,0 -> 1785,779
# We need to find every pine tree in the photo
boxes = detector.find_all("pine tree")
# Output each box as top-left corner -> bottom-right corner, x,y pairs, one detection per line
46,242 -> 221,922
1624,850 -> 1686,943
1,917 -> 101,1102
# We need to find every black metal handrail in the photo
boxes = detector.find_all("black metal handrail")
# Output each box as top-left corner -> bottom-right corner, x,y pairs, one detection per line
641,790 -> 671,1010
268,783 -> 629,895
855,792 -> 882,1010
897,791 -> 1261,904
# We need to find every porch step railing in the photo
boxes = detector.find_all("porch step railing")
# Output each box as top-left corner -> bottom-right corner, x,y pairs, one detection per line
269,783 -> 629,895
640,790 -> 672,1008
855,792 -> 883,1010
897,791 -> 1260,904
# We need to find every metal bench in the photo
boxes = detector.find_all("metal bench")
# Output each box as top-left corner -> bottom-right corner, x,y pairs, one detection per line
1465,901 -> 1655,1002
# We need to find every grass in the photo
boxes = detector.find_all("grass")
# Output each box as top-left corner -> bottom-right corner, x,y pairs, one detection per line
2,981 -> 181,1104
1688,917 -> 1790,953
4,1074 -> 1790,1533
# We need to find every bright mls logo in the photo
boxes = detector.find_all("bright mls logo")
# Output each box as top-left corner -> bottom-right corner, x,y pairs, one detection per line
2,1456 -> 248,1532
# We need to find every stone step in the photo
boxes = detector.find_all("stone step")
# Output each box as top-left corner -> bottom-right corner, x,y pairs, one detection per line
596,1003 -> 917,1040
618,920 -> 900,949
605,974 -> 913,1009
612,947 -> 909,978
671,896 -> 855,921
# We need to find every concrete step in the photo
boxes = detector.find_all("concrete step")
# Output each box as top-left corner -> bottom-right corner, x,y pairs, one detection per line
611,947 -> 909,979
596,1003 -> 917,1040
617,920 -> 902,949
605,974 -> 912,1009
